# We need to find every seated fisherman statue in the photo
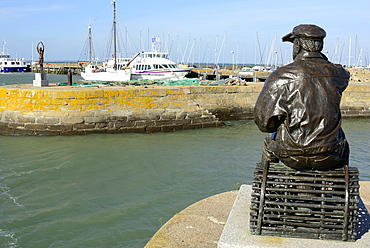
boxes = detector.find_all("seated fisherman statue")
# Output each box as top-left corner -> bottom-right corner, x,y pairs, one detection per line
254,24 -> 350,170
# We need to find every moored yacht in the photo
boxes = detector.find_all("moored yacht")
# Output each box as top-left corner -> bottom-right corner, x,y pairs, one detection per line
129,50 -> 192,80
101,37 -> 192,81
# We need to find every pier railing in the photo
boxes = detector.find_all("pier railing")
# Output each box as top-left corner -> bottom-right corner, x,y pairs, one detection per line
30,62 -> 92,74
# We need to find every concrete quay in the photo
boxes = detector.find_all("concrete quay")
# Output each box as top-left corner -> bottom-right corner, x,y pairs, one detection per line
145,181 -> 370,248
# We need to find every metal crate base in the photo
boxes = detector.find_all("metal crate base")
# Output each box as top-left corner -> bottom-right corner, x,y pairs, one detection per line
250,162 -> 360,241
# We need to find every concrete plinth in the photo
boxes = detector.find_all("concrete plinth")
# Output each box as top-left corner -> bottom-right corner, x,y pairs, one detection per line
218,184 -> 370,248
33,73 -> 49,87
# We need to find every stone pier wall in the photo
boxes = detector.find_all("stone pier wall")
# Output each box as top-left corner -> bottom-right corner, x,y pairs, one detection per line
0,86 -> 223,135
0,82 -> 369,136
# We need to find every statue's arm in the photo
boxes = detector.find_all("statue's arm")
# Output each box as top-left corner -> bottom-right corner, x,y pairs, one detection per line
254,79 -> 286,133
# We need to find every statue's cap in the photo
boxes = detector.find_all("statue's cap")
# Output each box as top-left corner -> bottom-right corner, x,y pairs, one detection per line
282,24 -> 326,43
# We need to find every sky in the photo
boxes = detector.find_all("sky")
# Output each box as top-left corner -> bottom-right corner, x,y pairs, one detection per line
1,0 -> 369,66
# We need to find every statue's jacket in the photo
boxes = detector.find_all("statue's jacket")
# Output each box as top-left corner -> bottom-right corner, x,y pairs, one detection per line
254,52 -> 350,157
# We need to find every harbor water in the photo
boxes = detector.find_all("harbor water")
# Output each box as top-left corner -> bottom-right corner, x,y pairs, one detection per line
0,74 -> 370,247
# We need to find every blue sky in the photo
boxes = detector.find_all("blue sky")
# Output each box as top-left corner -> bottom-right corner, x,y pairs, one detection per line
1,0 -> 369,66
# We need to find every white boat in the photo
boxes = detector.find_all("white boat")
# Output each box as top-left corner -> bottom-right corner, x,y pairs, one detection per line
130,49 -> 192,80
0,42 -> 29,73
81,1 -> 191,82
81,0 -> 131,82
103,48 -> 192,81
127,38 -> 192,80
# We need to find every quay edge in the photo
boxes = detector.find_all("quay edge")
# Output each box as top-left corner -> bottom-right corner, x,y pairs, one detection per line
145,181 -> 370,248
0,82 -> 369,136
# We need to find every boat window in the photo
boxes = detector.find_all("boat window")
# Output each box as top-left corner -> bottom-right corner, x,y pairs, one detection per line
148,54 -> 152,58
147,65 -> 151,70
162,64 -> 169,68
4,62 -> 7,65
11,62 -> 15,65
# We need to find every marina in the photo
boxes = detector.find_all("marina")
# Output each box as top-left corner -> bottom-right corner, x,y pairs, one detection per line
28,62 -> 272,82
1,1 -> 370,247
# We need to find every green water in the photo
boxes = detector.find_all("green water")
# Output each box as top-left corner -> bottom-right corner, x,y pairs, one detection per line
0,119 -> 369,247
0,74 -> 370,247
0,72 -> 83,85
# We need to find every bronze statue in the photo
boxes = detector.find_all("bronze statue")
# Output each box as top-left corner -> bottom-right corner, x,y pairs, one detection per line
37,41 -> 45,72
254,24 -> 350,170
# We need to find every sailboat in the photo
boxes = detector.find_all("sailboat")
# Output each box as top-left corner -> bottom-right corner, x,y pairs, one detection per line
81,0 -> 133,82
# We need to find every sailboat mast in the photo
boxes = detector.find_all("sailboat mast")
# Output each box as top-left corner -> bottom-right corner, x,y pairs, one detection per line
88,24 -> 92,63
113,0 -> 117,69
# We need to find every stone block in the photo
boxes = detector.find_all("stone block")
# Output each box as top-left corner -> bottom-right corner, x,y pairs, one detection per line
115,122 -> 135,128
173,119 -> 192,125
47,124 -> 73,131
17,116 -> 36,124
33,73 -> 49,87
145,126 -> 162,132
182,105 -> 199,112
60,130 -> 88,135
135,120 -> 153,127
2,112 -> 20,123
107,116 -> 128,122
161,125 -> 184,132
183,123 -> 203,130
155,119 -> 176,126
106,128 -> 122,134
36,117 -> 60,124
0,122 -> 12,134
84,116 -> 107,124
24,123 -> 46,130
160,112 -> 177,120
176,112 -> 188,119
68,111 -> 95,118
73,123 -> 95,130
60,117 -> 84,124
120,127 -> 146,133
202,122 -> 220,128
94,123 -> 107,129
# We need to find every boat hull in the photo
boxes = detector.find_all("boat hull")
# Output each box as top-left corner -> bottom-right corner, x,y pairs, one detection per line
1,67 -> 29,73
131,69 -> 191,80
81,70 -> 131,82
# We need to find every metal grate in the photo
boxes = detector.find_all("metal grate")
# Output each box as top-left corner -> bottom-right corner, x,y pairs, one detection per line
250,162 -> 360,241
